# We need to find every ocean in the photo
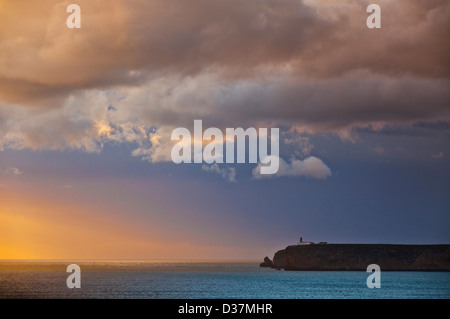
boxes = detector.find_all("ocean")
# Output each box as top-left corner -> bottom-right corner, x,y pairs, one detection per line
1,260 -> 449,299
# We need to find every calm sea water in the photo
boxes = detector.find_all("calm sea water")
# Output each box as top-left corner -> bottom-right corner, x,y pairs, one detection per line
0,261 -> 449,299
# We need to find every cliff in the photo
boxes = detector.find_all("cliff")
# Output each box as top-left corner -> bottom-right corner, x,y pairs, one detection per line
270,244 -> 450,271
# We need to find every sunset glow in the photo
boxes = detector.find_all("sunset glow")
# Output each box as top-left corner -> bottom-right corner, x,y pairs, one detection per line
0,0 -> 449,261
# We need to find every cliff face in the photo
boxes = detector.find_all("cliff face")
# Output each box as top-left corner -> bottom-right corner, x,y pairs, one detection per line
273,249 -> 287,269
271,244 -> 450,271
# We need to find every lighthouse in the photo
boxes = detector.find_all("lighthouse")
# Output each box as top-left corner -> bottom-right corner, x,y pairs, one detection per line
298,236 -> 312,245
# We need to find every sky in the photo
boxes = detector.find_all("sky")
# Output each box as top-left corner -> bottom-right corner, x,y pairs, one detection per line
0,0 -> 449,260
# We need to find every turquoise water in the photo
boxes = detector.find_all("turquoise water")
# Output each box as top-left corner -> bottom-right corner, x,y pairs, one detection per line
1,261 -> 449,299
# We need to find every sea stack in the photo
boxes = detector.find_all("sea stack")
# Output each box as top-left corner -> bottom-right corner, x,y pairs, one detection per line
259,256 -> 274,268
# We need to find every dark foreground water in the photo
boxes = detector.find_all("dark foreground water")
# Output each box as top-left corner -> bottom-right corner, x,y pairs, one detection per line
1,261 -> 449,299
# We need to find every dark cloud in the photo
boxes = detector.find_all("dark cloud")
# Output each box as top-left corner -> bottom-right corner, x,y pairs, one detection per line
0,0 -> 449,154
0,0 -> 449,104
132,72 -> 450,133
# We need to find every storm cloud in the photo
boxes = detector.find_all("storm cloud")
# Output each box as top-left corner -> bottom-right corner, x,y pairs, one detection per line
0,0 -> 449,159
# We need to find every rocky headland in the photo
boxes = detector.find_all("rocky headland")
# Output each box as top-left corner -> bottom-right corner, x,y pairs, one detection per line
261,244 -> 450,271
